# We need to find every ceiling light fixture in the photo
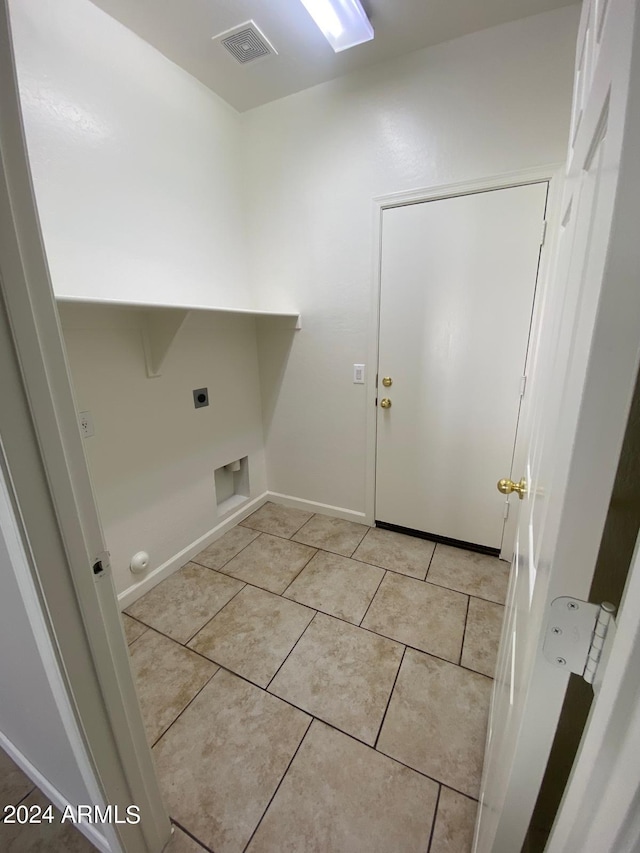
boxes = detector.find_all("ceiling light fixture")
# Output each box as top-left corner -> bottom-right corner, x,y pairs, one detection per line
299,0 -> 374,52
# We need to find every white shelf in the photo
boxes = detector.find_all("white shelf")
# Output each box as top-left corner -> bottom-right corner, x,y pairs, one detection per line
55,295 -> 301,378
55,294 -> 300,322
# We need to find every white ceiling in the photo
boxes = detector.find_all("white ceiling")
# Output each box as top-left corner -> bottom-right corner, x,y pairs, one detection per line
88,0 -> 576,112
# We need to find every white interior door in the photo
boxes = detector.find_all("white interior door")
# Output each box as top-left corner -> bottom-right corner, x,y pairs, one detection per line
376,184 -> 547,550
475,0 -> 640,849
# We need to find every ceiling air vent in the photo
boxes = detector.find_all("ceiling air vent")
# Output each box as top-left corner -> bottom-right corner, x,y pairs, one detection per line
214,21 -> 277,65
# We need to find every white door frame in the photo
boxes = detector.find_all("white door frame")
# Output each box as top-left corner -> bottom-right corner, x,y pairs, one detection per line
365,165 -> 564,547
0,3 -> 170,850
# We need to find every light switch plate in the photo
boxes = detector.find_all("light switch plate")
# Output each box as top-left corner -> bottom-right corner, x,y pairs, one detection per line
353,364 -> 365,384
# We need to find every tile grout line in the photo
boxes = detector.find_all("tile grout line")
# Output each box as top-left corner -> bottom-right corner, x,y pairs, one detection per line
265,611 -> 319,691
302,714 -> 481,803
241,506 -> 315,541
278,548 -> 320,598
425,784 -> 442,853
291,512 -> 369,558
288,515 -> 314,540
349,620 -> 474,671
467,590 -> 506,606
459,594 -> 472,666
124,613 -> 147,629
148,650 -> 483,812
240,717 -> 314,853
126,567 -> 496,681
373,644 -> 407,751
347,524 -> 370,557
170,818 -> 217,853
178,640 -> 229,670
220,513 -> 505,591
189,526 -> 262,574
130,522 -> 505,619
183,582 -> 248,646
287,511 -> 321,538
291,543 -> 369,560
122,619 -> 204,657
411,575 -> 506,606
121,615 -> 179,643
195,662 -> 413,762
425,541 -> 438,577
126,597 -> 319,676
242,513 -> 379,562
374,747 -> 481,802
192,520 -> 318,579
5,786 -> 38,814
271,594 -> 489,678
349,552 -> 429,579
125,625 -> 148,650
358,569 -> 388,627
266,676 -> 392,751
126,562 -> 496,681
150,667 -> 223,750
202,544 -> 506,606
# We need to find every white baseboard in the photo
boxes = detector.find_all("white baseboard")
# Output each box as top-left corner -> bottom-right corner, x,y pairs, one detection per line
0,732 -> 110,853
118,491 -> 368,610
118,492 -> 269,609
266,491 -> 369,525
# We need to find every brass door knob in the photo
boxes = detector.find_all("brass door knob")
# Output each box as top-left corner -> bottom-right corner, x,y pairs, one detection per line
382,377 -> 393,387
497,477 -> 527,499
380,398 -> 392,409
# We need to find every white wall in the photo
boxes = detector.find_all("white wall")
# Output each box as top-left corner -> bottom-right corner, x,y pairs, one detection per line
60,303 -> 268,598
245,6 -> 580,516
0,464 -> 106,843
9,0 -> 580,598
9,0 -> 269,601
8,0 -> 249,308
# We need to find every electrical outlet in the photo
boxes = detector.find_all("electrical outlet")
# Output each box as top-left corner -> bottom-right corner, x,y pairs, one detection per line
79,410 -> 94,438
193,387 -> 209,409
353,364 -> 365,384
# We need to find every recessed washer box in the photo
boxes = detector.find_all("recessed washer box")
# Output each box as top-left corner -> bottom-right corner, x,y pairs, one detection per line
214,456 -> 250,516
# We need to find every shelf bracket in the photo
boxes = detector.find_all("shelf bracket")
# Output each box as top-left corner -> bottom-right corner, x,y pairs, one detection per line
256,313 -> 302,332
141,308 -> 190,378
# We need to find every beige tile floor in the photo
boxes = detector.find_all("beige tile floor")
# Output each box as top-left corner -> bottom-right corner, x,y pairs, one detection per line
124,502 -> 509,853
0,747 -> 217,852
1,502 -> 508,852
0,750 -> 96,852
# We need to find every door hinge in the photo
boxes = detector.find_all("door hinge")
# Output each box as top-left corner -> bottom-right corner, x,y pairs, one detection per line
540,219 -> 548,247
92,550 -> 111,577
543,597 -> 616,692
520,375 -> 527,398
